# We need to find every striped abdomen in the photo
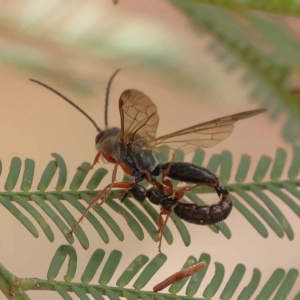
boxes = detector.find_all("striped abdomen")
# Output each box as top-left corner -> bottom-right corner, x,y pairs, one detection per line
173,187 -> 232,225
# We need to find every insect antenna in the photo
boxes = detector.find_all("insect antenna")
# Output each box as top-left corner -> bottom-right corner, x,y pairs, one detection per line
29,78 -> 102,132
104,68 -> 120,128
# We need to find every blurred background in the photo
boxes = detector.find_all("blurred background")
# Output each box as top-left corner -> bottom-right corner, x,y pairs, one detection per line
0,0 -> 299,299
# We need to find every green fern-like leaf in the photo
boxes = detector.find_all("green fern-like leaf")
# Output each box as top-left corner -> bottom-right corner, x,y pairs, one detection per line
176,0 -> 300,16
0,246 -> 298,299
0,147 -> 299,250
169,1 -> 300,143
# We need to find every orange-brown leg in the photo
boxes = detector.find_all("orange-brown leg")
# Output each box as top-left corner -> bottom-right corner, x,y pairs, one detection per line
77,151 -> 103,171
174,182 -> 204,200
95,161 -> 122,208
69,181 -> 134,234
161,153 -> 175,195
157,208 -> 172,255
78,151 -> 117,171
161,153 -> 174,182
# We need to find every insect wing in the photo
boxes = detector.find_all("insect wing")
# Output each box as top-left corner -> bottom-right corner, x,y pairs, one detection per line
152,108 -> 267,153
119,89 -> 159,144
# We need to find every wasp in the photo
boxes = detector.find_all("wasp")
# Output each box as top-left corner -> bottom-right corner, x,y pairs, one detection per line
30,70 -> 266,238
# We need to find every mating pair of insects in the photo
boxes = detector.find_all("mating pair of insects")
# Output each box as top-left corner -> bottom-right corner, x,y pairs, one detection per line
30,70 -> 266,252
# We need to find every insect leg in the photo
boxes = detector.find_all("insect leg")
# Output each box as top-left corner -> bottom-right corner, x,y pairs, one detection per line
136,169 -> 160,187
78,151 -> 117,171
77,151 -> 102,171
120,190 -> 130,203
69,181 -> 134,234
173,182 -> 204,200
160,153 -> 175,195
157,208 -> 172,255
98,161 -> 125,206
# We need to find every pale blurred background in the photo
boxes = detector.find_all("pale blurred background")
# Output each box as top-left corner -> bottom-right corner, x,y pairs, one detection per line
0,1 -> 299,299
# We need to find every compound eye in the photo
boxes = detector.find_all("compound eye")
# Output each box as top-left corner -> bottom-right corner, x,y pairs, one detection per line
95,131 -> 105,145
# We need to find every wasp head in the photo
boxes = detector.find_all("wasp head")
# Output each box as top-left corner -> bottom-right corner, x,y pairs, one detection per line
95,127 -> 121,155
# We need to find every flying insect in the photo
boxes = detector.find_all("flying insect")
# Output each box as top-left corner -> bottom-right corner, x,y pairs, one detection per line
30,71 -> 266,235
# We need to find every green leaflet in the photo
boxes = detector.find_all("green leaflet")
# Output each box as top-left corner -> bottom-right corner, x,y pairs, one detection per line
0,148 -> 299,247
170,0 -> 300,144
0,249 -> 298,299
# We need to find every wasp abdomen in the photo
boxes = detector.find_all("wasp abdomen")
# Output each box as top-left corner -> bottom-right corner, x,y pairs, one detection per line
173,187 -> 232,225
168,162 -> 219,187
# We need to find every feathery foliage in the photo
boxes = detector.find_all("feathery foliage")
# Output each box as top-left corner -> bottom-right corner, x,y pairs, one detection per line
174,0 -> 300,16
0,246 -> 298,299
0,147 -> 299,251
169,0 -> 300,143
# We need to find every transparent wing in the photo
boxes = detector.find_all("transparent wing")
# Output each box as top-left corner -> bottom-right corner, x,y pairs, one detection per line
150,109 -> 267,154
119,89 -> 159,145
